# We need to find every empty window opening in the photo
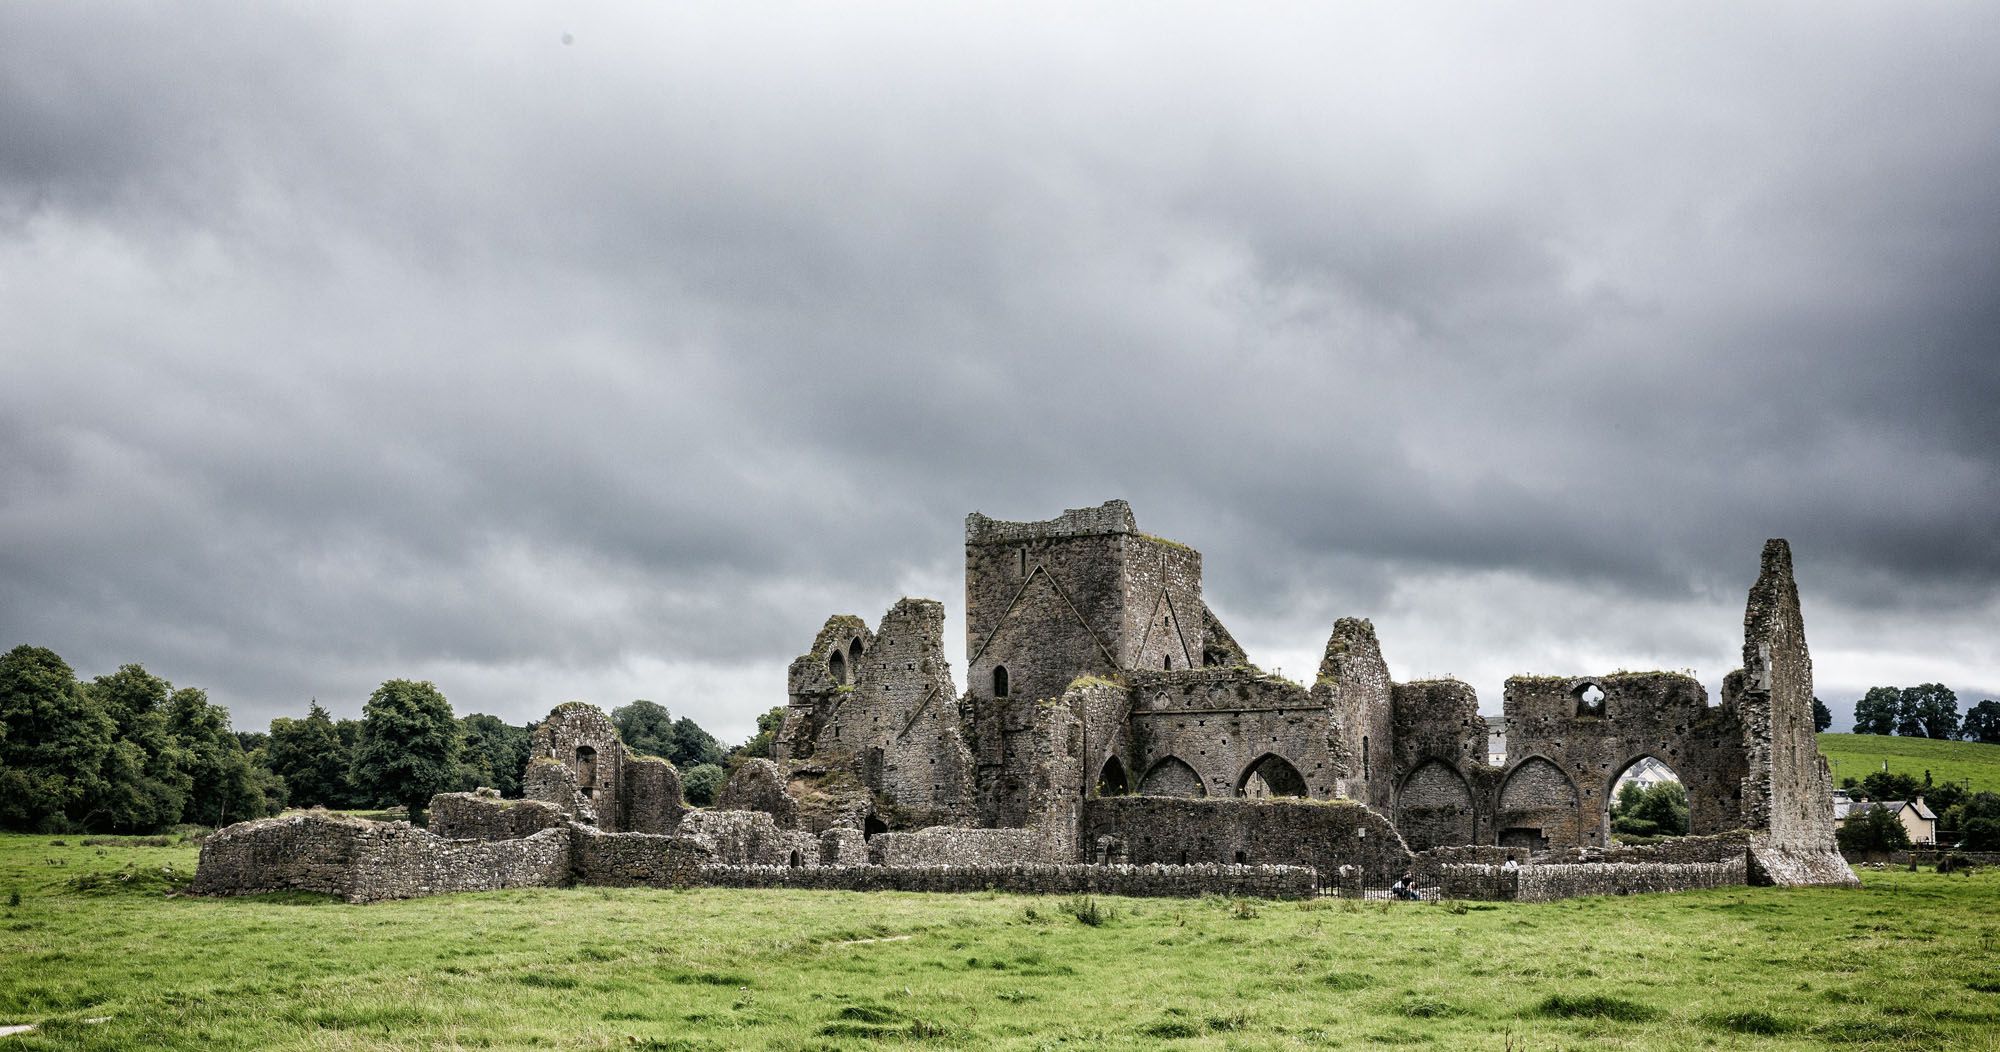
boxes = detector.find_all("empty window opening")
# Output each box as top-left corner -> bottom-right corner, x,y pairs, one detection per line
1097,757 -> 1130,797
1019,547 -> 1027,577
1574,682 -> 1606,717
992,665 -> 1010,697
864,815 -> 887,840
1362,736 -> 1370,780
788,850 -> 803,868
828,648 -> 847,685
848,638 -> 863,678
1237,753 -> 1309,799
575,745 -> 598,787
1163,654 -> 1173,670
1234,850 -> 1247,864
1179,851 -> 1190,865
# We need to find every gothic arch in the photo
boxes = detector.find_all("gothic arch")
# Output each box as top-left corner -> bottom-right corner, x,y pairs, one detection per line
1097,756 -> 1131,797
1138,756 -> 1206,798
1496,755 -> 1581,850
1396,759 -> 1475,850
1236,753 -> 1308,798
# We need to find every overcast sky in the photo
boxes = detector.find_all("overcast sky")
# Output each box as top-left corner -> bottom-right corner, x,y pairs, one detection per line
3,4 -> 1996,743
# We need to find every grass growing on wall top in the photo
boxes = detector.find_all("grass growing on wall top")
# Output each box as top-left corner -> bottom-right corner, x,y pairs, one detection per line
1818,732 -> 2000,792
1,833 -> 1996,1049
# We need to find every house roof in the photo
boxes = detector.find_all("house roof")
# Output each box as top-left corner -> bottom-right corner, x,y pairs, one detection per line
1846,799 -> 1937,822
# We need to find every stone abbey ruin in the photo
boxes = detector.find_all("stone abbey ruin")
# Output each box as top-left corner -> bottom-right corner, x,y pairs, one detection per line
195,500 -> 1858,902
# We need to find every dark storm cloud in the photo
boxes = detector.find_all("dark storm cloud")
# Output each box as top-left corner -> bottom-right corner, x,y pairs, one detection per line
2,3 -> 1996,738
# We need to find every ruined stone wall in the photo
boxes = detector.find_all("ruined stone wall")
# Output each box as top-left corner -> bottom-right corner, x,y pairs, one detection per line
568,825 -> 712,886
1737,539 -> 1857,886
428,792 -> 568,841
527,702 -> 626,830
1389,679 -> 1490,851
868,826 -> 1059,866
694,862 -> 1317,899
191,811 -> 573,903
1200,602 -> 1247,667
1125,668 -> 1340,800
773,614 -> 872,764
1314,619 -> 1393,809
1119,534 -> 1204,673
716,759 -> 801,830
620,756 -> 688,835
1432,859 -> 1747,902
1082,797 -> 1414,885
522,757 -> 596,826
676,809 -> 816,866
1500,671 -> 1744,850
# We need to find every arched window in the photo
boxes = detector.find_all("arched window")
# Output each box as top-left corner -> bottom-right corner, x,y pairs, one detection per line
1237,753 -> 1309,798
1097,757 -> 1130,797
992,665 -> 1010,697
848,637 -> 863,678
828,648 -> 847,685
575,745 -> 597,787
1574,682 -> 1606,717
788,849 -> 803,869
1163,654 -> 1172,670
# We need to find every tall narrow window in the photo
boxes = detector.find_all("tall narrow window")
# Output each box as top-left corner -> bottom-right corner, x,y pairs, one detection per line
1362,737 -> 1370,781
1019,547 -> 1027,577
1163,654 -> 1172,670
993,665 -> 1010,697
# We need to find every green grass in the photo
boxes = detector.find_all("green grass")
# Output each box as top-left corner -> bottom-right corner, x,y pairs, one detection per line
1819,732 -> 2000,792
3,834 -> 1999,1049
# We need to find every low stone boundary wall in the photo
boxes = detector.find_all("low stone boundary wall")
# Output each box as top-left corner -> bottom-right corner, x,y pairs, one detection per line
1843,849 -> 2000,867
1431,858 -> 1747,902
1081,797 -> 1414,885
867,826 -> 1058,866
693,862 -> 1318,899
569,827 -> 712,886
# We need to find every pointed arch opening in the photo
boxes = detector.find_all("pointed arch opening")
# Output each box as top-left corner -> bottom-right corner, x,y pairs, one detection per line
1396,760 -> 1475,851
827,648 -> 847,685
1096,756 -> 1130,797
1236,753 -> 1308,798
847,637 -> 864,678
1608,755 -> 1688,841
1497,756 -> 1580,851
1138,756 -> 1206,798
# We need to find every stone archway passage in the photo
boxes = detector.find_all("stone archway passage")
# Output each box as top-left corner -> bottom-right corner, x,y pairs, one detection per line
1237,753 -> 1308,798
1608,755 -> 1689,839
1138,756 -> 1206,798
1497,756 -> 1581,848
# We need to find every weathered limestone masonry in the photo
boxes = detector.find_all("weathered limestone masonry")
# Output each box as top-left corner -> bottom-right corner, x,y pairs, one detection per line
1737,540 -> 1859,886
1083,797 -> 1415,886
193,811 -> 571,903
429,790 -> 567,841
525,702 -> 688,834
194,501 -> 1857,904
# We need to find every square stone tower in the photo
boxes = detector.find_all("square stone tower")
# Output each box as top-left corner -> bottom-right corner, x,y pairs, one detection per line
962,500 -> 1205,820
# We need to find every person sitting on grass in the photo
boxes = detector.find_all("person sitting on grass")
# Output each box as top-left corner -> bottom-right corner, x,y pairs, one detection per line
1391,874 -> 1421,900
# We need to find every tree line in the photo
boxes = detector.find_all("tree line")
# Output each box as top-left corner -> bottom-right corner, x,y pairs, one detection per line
0,643 -> 780,835
1840,683 -> 2000,743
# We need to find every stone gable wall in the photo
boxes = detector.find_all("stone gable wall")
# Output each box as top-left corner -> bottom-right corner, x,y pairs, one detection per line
1126,668 -> 1338,800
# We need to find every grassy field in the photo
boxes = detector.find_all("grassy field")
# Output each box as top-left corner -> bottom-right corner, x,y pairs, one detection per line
1818,733 -> 2000,793
2,835 -> 1998,1051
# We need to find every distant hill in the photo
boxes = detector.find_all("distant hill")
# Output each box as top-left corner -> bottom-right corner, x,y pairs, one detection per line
1818,732 -> 2000,794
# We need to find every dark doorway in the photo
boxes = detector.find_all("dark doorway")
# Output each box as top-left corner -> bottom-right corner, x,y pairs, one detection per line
1097,757 -> 1130,797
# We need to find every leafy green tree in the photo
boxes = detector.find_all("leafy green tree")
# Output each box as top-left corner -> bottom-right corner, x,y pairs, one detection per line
1813,697 -> 1832,733
1898,683 -> 1959,739
1837,801 -> 1912,854
0,645 -> 114,831
729,706 -> 788,767
455,713 -> 531,796
1857,770 -> 1923,802
681,763 -> 726,806
267,701 -> 351,808
1852,686 -> 1900,735
349,680 -> 461,815
669,716 -> 725,769
1954,792 -> 2000,850
167,687 -> 272,827
611,700 -> 675,758
1612,780 -> 1688,837
79,664 -> 193,833
1964,700 -> 2000,745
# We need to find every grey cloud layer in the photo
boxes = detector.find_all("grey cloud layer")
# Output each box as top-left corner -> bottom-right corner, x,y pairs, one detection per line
2,4 -> 1996,737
